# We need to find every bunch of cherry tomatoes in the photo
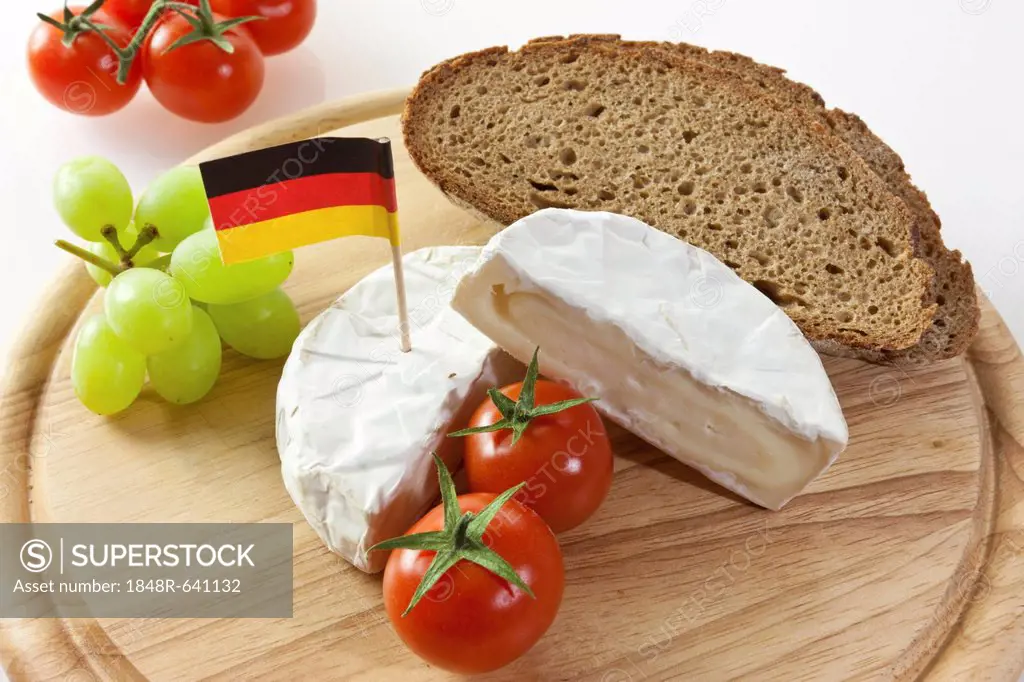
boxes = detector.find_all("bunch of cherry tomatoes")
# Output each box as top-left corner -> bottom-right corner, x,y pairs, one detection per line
27,0 -> 317,123
374,350 -> 615,674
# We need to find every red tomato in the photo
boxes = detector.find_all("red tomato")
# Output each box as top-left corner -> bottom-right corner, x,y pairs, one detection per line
464,381 -> 614,533
102,0 -> 199,29
27,8 -> 142,116
141,12 -> 265,123
382,493 -> 564,674
209,0 -> 317,55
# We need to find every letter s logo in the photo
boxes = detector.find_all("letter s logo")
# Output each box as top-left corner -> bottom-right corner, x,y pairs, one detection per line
20,539 -> 52,573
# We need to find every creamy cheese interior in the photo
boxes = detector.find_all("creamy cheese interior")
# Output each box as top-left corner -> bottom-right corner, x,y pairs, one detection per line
455,259 -> 845,510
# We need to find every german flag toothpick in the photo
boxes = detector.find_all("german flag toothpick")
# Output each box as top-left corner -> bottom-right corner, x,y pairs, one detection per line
199,137 -> 412,351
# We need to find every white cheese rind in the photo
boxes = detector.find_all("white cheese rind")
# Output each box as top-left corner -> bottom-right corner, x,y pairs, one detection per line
276,246 -> 517,572
452,209 -> 849,510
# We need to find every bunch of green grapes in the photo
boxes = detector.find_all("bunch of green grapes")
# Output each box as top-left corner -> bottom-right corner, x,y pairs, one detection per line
55,157 -> 302,416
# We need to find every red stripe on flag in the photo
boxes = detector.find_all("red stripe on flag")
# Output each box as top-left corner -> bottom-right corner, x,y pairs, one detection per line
207,172 -> 398,231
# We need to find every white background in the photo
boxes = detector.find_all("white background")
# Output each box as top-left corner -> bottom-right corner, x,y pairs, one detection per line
1,0 -> 1022,679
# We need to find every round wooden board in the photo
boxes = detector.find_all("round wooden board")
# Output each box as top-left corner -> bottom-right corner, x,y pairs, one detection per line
2,89 -> 1023,682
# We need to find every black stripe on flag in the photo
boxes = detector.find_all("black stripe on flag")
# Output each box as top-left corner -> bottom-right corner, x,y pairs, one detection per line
200,137 -> 395,199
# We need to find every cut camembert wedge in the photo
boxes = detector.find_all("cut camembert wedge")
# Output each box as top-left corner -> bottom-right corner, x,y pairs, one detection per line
277,247 -> 519,572
452,209 -> 849,510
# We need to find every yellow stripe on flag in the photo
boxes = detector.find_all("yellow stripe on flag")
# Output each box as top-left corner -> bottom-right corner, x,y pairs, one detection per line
215,205 -> 400,264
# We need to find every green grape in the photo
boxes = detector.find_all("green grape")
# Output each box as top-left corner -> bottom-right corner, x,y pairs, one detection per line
105,268 -> 194,355
53,157 -> 133,242
85,231 -> 160,287
72,314 -> 147,415
207,288 -> 301,360
170,227 -> 294,305
135,166 -> 211,252
148,307 -> 222,405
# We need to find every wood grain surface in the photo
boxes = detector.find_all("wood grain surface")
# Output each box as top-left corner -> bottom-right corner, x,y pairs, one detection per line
0,90 -> 1022,682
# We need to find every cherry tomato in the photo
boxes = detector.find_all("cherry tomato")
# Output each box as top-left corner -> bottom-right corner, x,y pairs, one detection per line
464,381 -> 614,533
27,8 -> 142,116
102,0 -> 199,29
383,493 -> 564,674
141,12 -> 265,123
209,0 -> 317,55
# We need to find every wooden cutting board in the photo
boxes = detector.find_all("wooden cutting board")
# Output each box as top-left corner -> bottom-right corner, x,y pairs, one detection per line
1,89 -> 1023,682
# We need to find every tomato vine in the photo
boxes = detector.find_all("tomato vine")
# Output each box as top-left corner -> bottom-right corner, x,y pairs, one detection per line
35,0 -> 261,85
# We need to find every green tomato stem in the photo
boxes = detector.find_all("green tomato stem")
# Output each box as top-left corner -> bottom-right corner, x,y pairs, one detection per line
367,455 -> 535,617
114,0 -> 178,84
55,239 -> 121,276
198,0 -> 216,33
164,1 -> 207,10
448,348 -> 599,444
109,0 -> 206,83
77,17 -> 125,55
452,513 -> 473,550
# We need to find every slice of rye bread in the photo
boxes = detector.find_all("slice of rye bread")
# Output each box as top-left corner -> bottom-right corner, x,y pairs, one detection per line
403,39 -> 938,355
567,35 -> 979,364
525,35 -> 979,363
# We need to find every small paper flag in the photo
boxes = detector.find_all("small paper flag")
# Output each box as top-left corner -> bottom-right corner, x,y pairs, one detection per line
199,137 -> 400,264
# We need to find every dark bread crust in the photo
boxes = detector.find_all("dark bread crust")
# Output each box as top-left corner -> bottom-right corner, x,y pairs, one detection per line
825,111 -> 979,363
403,36 -> 939,356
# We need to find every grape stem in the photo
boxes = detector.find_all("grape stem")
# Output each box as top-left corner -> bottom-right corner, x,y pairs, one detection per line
101,226 -> 128,260
57,224 -> 171,278
55,240 -> 120,276
126,225 -> 157,260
